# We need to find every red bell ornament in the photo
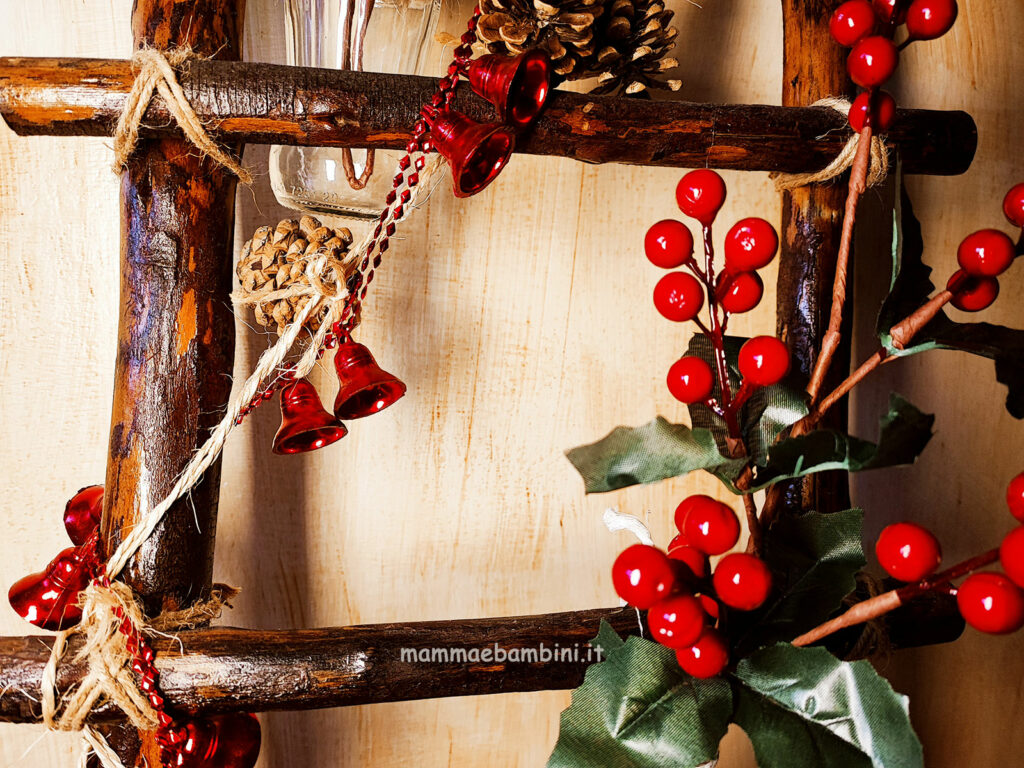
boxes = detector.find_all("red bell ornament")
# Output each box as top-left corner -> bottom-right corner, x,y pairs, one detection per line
63,485 -> 104,545
8,546 -> 97,630
164,713 -> 262,768
273,379 -> 348,455
333,342 -> 407,420
425,108 -> 516,198
466,50 -> 552,130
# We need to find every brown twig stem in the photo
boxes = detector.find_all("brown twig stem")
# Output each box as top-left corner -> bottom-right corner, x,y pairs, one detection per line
792,547 -> 999,647
805,124 -> 875,404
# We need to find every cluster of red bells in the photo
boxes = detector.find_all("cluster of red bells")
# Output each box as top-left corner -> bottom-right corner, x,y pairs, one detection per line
425,49 -> 551,198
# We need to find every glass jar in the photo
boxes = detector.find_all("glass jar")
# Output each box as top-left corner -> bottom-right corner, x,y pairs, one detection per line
269,0 -> 442,220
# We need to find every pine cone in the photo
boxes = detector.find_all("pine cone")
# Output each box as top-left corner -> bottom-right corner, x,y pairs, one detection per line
236,216 -> 354,336
476,0 -> 679,95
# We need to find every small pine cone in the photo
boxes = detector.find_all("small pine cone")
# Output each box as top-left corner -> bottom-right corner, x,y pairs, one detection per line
586,0 -> 681,96
237,216 -> 355,336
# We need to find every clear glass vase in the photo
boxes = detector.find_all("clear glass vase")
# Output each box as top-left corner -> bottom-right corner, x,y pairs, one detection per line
270,0 -> 442,220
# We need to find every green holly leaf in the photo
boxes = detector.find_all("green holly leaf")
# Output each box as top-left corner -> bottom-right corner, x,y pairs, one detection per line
878,181 -> 1024,418
547,622 -> 731,768
565,417 -> 748,494
684,334 -> 809,466
746,393 -> 934,491
732,644 -> 923,768
732,509 -> 866,653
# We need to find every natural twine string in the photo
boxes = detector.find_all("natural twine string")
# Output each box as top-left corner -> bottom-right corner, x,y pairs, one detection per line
771,97 -> 889,190
112,47 -> 253,184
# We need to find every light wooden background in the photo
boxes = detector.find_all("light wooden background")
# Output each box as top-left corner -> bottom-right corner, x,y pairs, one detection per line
1,1 -> 1022,766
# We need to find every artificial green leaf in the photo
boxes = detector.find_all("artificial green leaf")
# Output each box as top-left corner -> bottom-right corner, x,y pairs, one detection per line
746,393 -> 934,491
733,509 -> 866,653
547,622 -> 731,768
732,644 -> 923,768
565,417 -> 747,494
684,334 -> 809,466
877,183 -> 1024,418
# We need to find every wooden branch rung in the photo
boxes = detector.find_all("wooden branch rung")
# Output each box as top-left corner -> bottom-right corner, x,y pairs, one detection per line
0,57 -> 976,175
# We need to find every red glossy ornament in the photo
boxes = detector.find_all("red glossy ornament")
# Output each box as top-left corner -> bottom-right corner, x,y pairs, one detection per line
645,219 -> 694,268
830,0 -> 877,47
666,357 -> 714,404
648,594 -> 706,649
1000,527 -> 1024,589
653,272 -> 705,322
675,628 -> 729,678
63,485 -> 104,546
466,50 -> 552,130
875,522 -> 941,582
668,544 -> 709,580
675,169 -> 727,227
848,90 -> 897,132
611,544 -> 677,609
1004,183 -> 1024,228
957,229 -> 1016,277
957,572 -> 1024,634
425,108 -> 516,197
737,336 -> 790,387
723,217 -> 778,271
847,36 -> 899,88
682,496 -> 740,556
946,270 -> 999,312
712,553 -> 772,611
873,0 -> 907,24
273,379 -> 348,455
1007,471 -> 1024,523
905,0 -> 958,40
8,546 -> 96,630
717,271 -> 764,314
165,713 -> 262,768
333,342 -> 407,420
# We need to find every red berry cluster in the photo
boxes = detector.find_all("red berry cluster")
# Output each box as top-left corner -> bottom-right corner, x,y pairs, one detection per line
830,0 -> 958,133
612,495 -> 772,678
945,182 -> 1023,312
645,170 -> 791,423
875,470 -> 1024,635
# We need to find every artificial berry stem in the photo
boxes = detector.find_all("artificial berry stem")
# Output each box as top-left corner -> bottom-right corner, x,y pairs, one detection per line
792,547 -> 1000,647
700,225 -> 741,437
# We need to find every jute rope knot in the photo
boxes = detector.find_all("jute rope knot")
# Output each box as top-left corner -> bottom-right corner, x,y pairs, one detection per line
771,97 -> 889,190
112,46 -> 252,184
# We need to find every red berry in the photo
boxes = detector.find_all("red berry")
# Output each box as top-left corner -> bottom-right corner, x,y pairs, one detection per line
675,628 -> 729,678
957,572 -> 1024,634
653,272 -> 705,322
873,0 -> 907,24
698,594 -> 720,621
682,497 -> 740,556
1007,472 -> 1024,523
737,336 -> 790,387
674,495 -> 711,533
668,544 -> 709,580
712,553 -> 773,611
648,594 -> 706,649
875,522 -> 942,582
946,269 -> 999,312
723,217 -> 778,271
957,229 -> 1016,277
1000,527 -> 1024,589
645,219 -> 694,268
676,169 -> 727,227
848,90 -> 897,132
830,0 -> 877,47
612,544 -> 677,609
667,357 -> 715,404
1003,183 -> 1024,228
668,532 -> 689,549
847,36 -> 899,88
717,271 -> 764,314
905,0 -> 957,40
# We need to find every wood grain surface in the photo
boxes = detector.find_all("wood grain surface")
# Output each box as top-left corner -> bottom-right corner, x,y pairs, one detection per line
0,1 -> 1021,767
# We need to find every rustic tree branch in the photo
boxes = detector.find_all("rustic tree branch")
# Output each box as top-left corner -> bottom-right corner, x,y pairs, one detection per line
0,57 -> 976,175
